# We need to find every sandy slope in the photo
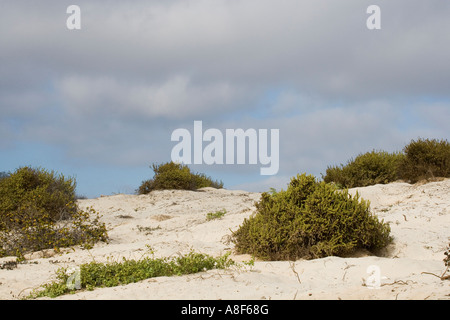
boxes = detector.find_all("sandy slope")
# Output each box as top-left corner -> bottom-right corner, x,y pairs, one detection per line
0,180 -> 449,300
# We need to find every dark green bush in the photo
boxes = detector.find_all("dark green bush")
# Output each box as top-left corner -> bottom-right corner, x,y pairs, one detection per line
323,150 -> 405,188
0,166 -> 108,259
137,162 -> 223,194
232,173 -> 391,260
0,167 -> 77,230
398,138 -> 450,183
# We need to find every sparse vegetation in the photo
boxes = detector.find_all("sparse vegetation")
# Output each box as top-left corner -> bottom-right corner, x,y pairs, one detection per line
0,166 -> 108,259
137,162 -> 223,194
206,209 -> 226,221
136,225 -> 161,235
26,250 -> 235,299
232,173 -> 392,261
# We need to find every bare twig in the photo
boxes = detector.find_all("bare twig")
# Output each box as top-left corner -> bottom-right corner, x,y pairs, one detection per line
289,261 -> 302,284
381,279 -> 415,286
421,266 -> 450,280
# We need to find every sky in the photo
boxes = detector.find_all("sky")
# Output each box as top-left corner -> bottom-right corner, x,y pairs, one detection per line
1,0 -> 449,198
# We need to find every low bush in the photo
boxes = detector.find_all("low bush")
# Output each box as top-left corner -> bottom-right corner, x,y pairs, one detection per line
137,162 -> 223,194
397,138 -> 450,183
27,250 -> 235,299
0,166 -> 108,259
323,150 -> 404,188
232,173 -> 392,260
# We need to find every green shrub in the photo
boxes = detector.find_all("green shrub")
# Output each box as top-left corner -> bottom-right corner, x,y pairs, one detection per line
0,166 -> 108,259
397,138 -> 450,183
137,162 -> 223,194
0,167 -> 77,230
232,173 -> 392,260
323,150 -> 404,188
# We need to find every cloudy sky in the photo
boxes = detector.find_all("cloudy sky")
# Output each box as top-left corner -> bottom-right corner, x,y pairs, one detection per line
1,0 -> 449,197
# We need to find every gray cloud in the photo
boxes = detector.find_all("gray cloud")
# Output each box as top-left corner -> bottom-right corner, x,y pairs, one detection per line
1,0 -> 449,188
56,74 -> 250,119
3,0 -> 450,98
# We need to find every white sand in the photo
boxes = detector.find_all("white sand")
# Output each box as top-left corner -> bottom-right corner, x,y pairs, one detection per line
0,180 -> 449,300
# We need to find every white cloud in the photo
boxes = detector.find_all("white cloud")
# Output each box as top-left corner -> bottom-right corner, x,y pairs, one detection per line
57,75 -> 245,119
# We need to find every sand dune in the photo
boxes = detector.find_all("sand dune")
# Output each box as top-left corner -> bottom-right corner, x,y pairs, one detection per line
0,179 -> 449,300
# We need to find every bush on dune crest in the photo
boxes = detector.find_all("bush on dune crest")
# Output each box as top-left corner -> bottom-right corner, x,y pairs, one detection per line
0,166 -> 108,259
137,161 -> 223,194
323,138 -> 450,188
323,150 -> 404,188
398,138 -> 450,183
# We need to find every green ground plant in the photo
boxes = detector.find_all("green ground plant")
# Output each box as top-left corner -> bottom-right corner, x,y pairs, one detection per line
26,250 -> 235,299
206,209 -> 226,221
232,173 -> 392,261
137,162 -> 223,194
0,166 -> 108,259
